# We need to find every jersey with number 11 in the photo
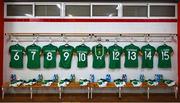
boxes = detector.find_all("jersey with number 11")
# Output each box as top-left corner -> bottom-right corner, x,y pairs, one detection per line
26,44 -> 41,69
59,45 -> 74,69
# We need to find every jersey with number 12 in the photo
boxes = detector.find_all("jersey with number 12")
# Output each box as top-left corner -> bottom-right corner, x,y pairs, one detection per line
26,44 -> 41,69
124,44 -> 140,68
42,44 -> 58,69
157,44 -> 173,68
9,44 -> 25,68
59,44 -> 74,69
108,44 -> 123,69
141,44 -> 156,68
75,44 -> 90,68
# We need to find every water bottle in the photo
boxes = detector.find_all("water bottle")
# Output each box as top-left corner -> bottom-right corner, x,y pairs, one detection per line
106,74 -> 111,82
122,74 -> 127,82
53,74 -> 59,82
10,74 -> 16,82
155,74 -> 158,82
90,74 -> 95,82
139,74 -> 145,82
70,74 -> 75,82
38,74 -> 43,82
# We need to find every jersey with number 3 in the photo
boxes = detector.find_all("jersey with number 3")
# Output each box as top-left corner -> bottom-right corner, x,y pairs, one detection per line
141,44 -> 156,68
124,44 -> 140,68
75,44 -> 90,68
157,44 -> 173,68
9,44 -> 25,68
59,45 -> 74,69
42,44 -> 58,69
108,44 -> 123,69
26,44 -> 41,69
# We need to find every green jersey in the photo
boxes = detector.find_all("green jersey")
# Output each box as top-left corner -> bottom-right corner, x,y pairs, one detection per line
59,44 -> 74,69
141,44 -> 156,68
26,44 -> 41,69
75,44 -> 90,68
9,44 -> 25,68
124,44 -> 140,68
42,44 -> 58,69
92,44 -> 107,68
157,44 -> 173,68
108,44 -> 123,69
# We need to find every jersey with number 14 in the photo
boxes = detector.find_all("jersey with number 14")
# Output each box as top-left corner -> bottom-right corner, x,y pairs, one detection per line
59,45 -> 74,69
9,44 -> 25,68
26,44 -> 41,69
75,44 -> 90,68
157,44 -> 173,68
124,44 -> 140,68
108,44 -> 123,69
141,44 -> 156,68
42,44 -> 58,69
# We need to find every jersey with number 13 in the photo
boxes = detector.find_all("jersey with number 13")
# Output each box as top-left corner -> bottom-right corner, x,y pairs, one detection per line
26,44 -> 41,69
59,45 -> 74,69
124,44 -> 140,68
9,44 -> 25,68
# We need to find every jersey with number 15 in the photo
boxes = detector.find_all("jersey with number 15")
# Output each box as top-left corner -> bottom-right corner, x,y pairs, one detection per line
42,44 -> 58,69
26,44 -> 41,69
59,44 -> 74,69
9,44 -> 25,69
157,44 -> 173,68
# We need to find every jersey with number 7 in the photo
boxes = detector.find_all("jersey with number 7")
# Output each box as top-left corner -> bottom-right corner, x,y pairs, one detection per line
157,44 -> 173,68
59,45 -> 74,69
26,44 -> 41,69
141,44 -> 156,68
124,44 -> 140,68
9,44 -> 25,69
42,44 -> 58,69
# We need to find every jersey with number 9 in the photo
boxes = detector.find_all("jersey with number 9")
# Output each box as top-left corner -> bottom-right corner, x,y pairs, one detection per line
124,44 -> 140,68
9,44 -> 25,68
157,44 -> 173,68
75,44 -> 90,68
108,44 -> 123,69
42,44 -> 58,69
59,45 -> 74,69
141,44 -> 156,68
26,44 -> 41,69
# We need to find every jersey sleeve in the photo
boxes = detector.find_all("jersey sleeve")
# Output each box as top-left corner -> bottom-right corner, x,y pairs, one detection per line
9,46 -> 12,53
104,46 -> 108,55
87,46 -> 91,54
58,46 -> 62,53
169,46 -> 173,54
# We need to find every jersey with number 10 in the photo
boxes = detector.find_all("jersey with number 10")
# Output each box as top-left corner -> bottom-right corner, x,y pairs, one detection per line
75,44 -> 90,68
108,44 -> 123,69
26,44 -> 41,69
59,45 -> 74,69
157,44 -> 173,68
9,44 -> 25,68
124,44 -> 140,68
141,44 -> 156,68
42,44 -> 58,69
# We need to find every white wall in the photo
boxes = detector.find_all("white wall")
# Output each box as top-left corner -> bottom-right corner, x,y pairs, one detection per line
3,22 -> 178,93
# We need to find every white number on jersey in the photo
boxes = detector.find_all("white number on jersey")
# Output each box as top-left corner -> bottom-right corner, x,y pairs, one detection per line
14,52 -> 20,61
161,51 -> 169,60
47,52 -> 53,61
78,53 -> 86,62
64,52 -> 69,61
128,51 -> 136,60
112,51 -> 120,60
31,51 -> 36,60
144,51 -> 152,60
